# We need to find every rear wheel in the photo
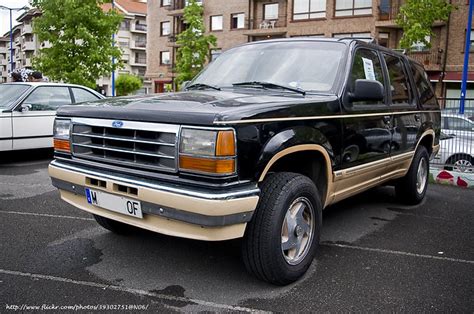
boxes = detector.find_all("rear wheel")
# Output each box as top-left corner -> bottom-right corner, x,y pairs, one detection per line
395,146 -> 429,205
93,214 -> 134,235
242,172 -> 322,285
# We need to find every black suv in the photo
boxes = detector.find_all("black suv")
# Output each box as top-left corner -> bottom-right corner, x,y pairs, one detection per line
49,38 -> 440,285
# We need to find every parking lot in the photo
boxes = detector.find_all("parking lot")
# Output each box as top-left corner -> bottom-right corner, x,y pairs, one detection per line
0,151 -> 473,312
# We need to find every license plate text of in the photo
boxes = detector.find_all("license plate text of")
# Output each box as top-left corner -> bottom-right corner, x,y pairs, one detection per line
85,188 -> 143,219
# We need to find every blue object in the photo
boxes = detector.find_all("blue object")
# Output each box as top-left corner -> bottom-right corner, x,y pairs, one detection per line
112,120 -> 124,128
460,0 -> 474,114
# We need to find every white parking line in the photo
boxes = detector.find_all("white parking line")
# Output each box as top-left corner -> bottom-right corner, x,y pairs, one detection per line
323,243 -> 474,265
0,210 -> 94,221
0,269 -> 262,313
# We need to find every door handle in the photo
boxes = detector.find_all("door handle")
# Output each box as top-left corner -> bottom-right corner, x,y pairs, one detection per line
382,115 -> 391,125
414,114 -> 421,122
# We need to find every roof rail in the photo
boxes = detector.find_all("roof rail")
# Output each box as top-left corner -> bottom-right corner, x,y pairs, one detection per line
336,37 -> 377,44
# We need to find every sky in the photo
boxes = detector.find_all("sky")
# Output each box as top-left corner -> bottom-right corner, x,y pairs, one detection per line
0,0 -> 30,36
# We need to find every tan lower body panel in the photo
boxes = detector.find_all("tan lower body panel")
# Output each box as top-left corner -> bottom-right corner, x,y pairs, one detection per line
60,190 -> 247,241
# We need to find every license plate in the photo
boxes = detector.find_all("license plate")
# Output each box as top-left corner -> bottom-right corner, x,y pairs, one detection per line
85,188 -> 143,219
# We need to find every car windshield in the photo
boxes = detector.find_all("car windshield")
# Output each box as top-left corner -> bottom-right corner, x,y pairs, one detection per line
0,84 -> 31,109
191,41 -> 346,93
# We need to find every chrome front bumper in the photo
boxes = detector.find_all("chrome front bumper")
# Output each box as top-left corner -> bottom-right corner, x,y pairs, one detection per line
49,160 -> 260,241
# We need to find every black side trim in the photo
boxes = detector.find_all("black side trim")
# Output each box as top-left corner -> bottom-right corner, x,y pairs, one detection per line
0,135 -> 53,141
51,178 -> 254,227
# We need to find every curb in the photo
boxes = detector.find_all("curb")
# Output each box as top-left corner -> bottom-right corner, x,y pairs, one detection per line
430,167 -> 474,188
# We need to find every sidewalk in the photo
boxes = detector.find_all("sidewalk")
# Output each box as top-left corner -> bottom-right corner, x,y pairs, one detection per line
430,167 -> 474,188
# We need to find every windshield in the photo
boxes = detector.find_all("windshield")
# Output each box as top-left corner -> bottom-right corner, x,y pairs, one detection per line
0,84 -> 31,109
191,41 -> 346,93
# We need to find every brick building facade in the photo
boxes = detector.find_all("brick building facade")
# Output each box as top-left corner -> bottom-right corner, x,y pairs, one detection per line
146,0 -> 474,101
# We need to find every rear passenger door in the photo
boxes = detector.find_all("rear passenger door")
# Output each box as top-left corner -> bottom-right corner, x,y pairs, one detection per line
381,53 -> 421,178
382,53 -> 420,156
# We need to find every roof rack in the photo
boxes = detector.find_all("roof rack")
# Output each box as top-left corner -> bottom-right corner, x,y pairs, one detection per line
336,37 -> 377,44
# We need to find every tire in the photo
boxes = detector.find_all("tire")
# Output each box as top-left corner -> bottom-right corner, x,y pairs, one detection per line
93,214 -> 134,235
445,154 -> 474,173
242,172 -> 322,285
395,146 -> 429,205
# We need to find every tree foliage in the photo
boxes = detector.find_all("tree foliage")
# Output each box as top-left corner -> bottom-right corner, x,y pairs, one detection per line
397,0 -> 453,50
175,0 -> 217,87
115,74 -> 143,96
31,0 -> 122,88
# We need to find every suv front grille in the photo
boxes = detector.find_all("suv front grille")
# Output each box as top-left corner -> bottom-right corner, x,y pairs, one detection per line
70,118 -> 180,173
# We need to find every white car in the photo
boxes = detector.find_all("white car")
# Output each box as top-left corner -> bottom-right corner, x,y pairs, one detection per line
0,82 -> 104,151
441,113 -> 474,139
435,132 -> 474,173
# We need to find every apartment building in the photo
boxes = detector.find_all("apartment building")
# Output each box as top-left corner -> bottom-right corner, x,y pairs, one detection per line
0,37 -> 9,83
100,0 -> 151,95
146,0 -> 473,99
2,0 -> 151,96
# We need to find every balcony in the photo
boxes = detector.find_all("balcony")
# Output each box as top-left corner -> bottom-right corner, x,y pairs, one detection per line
131,23 -> 147,33
0,46 -> 7,54
167,34 -> 180,47
1,70 -> 8,78
131,57 -> 146,66
21,24 -> 33,35
1,59 -> 7,66
23,41 -> 36,51
406,49 -> 443,71
130,40 -> 147,50
22,58 -> 32,67
244,15 -> 288,37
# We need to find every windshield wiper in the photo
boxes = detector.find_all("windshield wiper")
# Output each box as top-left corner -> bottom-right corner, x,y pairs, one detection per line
186,83 -> 221,91
233,81 -> 306,95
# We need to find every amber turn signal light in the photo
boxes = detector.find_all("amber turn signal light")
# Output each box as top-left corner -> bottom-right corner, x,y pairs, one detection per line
216,130 -> 236,156
179,155 -> 235,175
54,138 -> 71,153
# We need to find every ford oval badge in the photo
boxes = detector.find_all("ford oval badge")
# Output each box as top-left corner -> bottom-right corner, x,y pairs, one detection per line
112,120 -> 124,128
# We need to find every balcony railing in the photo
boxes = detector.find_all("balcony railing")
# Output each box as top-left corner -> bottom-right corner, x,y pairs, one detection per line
406,49 -> 442,69
250,15 -> 287,30
378,5 -> 400,21
133,24 -> 147,32
134,58 -> 146,65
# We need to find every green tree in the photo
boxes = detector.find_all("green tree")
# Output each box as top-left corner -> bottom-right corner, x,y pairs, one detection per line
396,0 -> 453,50
175,0 -> 217,87
115,74 -> 143,96
31,0 -> 122,88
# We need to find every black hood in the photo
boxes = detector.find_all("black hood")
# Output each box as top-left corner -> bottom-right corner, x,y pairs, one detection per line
57,90 -> 339,125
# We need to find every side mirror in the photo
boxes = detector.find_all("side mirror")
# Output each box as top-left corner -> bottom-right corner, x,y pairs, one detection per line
20,104 -> 32,112
349,79 -> 384,102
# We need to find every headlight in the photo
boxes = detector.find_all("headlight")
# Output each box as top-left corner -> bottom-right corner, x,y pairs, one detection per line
53,119 -> 71,153
179,128 -> 236,175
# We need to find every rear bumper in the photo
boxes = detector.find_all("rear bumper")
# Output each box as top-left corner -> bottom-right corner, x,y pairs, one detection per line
49,160 -> 260,241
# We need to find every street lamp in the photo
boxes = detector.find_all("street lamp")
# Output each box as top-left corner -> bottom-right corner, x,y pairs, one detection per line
0,5 -> 29,78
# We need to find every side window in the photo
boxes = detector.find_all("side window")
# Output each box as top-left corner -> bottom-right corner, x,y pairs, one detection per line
72,88 -> 101,103
383,54 -> 412,105
350,48 -> 385,105
410,63 -> 436,106
23,86 -> 72,111
446,117 -> 474,131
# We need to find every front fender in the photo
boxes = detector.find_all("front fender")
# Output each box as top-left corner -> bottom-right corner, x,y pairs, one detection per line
255,126 -> 335,180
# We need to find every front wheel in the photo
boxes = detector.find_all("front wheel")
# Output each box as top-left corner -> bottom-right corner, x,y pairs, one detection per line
395,146 -> 429,205
242,172 -> 322,285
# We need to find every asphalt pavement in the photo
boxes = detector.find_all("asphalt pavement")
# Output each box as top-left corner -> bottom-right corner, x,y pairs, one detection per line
0,150 -> 473,312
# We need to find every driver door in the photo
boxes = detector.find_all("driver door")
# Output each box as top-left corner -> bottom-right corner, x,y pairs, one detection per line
12,86 -> 73,150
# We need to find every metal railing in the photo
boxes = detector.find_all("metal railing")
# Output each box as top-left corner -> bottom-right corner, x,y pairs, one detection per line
431,98 -> 474,173
378,5 -> 399,21
406,50 -> 442,70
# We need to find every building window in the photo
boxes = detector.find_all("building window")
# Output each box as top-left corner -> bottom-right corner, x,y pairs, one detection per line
470,30 -> 474,52
161,51 -> 171,65
335,0 -> 372,17
411,35 -> 430,52
293,0 -> 326,20
161,21 -> 170,36
210,15 -> 223,31
210,49 -> 222,61
161,0 -> 171,6
120,20 -> 130,31
231,13 -> 245,29
264,3 -> 279,20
